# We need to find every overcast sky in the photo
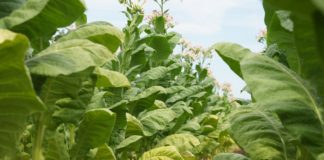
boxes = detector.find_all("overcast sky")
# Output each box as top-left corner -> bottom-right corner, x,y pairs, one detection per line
84,0 -> 266,99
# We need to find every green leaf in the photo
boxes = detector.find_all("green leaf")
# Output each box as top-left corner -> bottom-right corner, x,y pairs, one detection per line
0,0 -> 86,50
126,113 -> 144,136
58,22 -> 124,53
228,107 -> 296,160
128,86 -> 166,115
139,146 -> 184,160
165,86 -> 185,95
166,86 -> 202,103
0,29 -> 44,157
75,13 -> 87,27
212,43 -> 253,78
139,34 -> 173,63
26,39 -> 115,76
317,153 -> 324,160
153,16 -> 166,34
43,130 -> 70,160
312,0 -> 324,13
156,134 -> 200,153
264,5 -> 300,72
94,144 -> 116,160
264,0 -> 324,106
70,108 -> 116,159
139,108 -> 176,136
94,67 -> 131,88
129,86 -> 166,102
0,0 -> 25,18
241,55 -> 324,157
140,66 -> 169,81
116,135 -> 143,150
213,153 -> 250,160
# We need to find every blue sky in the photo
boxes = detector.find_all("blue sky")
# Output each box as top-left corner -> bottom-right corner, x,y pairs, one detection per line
84,0 -> 266,99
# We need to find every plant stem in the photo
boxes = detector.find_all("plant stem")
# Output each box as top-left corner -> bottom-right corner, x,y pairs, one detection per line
32,114 -> 46,160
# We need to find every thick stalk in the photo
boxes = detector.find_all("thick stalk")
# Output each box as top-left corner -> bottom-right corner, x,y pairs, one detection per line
32,114 -> 46,160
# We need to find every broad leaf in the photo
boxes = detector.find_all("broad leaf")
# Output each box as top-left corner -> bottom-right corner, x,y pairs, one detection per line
70,108 -> 116,159
139,146 -> 184,160
139,34 -> 173,63
126,113 -> 144,136
0,29 -> 44,157
58,22 -> 124,53
212,43 -> 253,78
0,0 -> 86,50
140,66 -> 169,81
94,144 -> 116,160
26,39 -> 115,76
264,6 -> 299,72
241,55 -> 324,157
156,134 -> 200,153
264,0 -> 324,106
167,86 -> 202,103
116,135 -> 143,150
128,86 -> 166,115
228,107 -> 296,160
94,67 -> 131,88
139,108 -> 176,136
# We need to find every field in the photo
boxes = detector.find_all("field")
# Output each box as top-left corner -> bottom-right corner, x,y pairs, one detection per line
0,0 -> 324,159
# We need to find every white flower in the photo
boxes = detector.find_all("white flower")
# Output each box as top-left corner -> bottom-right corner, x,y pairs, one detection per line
221,83 -> 232,93
257,29 -> 267,43
146,11 -> 175,29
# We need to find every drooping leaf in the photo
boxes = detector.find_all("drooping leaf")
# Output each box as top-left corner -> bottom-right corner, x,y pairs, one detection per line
241,55 -> 324,157
94,67 -> 131,88
228,107 -> 296,160
139,34 -> 173,63
26,39 -> 115,77
116,135 -> 143,151
128,86 -> 166,115
58,22 -> 124,53
70,108 -> 116,159
140,66 -> 169,81
264,6 -> 300,72
94,144 -> 116,160
166,86 -> 202,103
264,0 -> 324,106
139,146 -> 184,160
165,86 -> 185,95
126,113 -> 144,136
156,134 -> 200,153
213,153 -> 250,160
212,43 -> 253,78
0,29 -> 44,157
0,0 -> 86,50
139,108 -> 176,136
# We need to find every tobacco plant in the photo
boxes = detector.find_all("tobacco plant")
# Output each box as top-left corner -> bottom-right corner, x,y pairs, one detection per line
0,0 -> 237,159
212,0 -> 324,160
1,0 -> 323,160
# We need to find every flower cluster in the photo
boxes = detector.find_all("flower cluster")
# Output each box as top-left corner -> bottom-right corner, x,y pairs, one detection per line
257,29 -> 267,44
221,83 -> 232,93
179,38 -> 212,60
119,0 -> 146,14
146,10 -> 175,29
